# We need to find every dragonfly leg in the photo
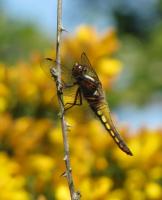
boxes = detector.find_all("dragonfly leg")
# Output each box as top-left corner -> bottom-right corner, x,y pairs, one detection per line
64,87 -> 82,112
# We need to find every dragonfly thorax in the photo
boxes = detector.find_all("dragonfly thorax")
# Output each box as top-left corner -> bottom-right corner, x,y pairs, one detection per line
72,63 -> 87,79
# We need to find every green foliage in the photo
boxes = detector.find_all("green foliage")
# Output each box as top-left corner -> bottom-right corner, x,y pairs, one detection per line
0,12 -> 50,64
116,22 -> 162,105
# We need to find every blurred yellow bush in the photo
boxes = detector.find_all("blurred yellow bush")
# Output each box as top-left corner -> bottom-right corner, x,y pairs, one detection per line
0,26 -> 161,200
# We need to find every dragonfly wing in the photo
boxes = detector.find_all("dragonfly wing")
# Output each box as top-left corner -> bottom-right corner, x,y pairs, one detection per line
40,58 -> 55,80
63,84 -> 81,106
80,52 -> 100,82
40,57 -> 76,85
40,57 -> 79,108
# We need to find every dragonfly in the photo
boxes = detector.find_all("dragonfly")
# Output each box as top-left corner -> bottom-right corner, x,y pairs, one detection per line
41,53 -> 133,156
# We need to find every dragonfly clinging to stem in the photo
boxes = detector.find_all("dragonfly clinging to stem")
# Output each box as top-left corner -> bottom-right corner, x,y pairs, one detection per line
41,53 -> 133,156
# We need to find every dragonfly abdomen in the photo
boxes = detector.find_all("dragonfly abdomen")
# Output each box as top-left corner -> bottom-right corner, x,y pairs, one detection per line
93,106 -> 133,156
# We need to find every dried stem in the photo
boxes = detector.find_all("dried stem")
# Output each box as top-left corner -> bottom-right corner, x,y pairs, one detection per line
54,0 -> 81,199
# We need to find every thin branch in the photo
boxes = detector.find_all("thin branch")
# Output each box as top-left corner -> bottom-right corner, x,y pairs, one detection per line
53,0 -> 81,199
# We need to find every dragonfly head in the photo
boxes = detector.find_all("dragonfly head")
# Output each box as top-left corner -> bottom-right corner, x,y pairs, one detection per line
72,62 -> 87,79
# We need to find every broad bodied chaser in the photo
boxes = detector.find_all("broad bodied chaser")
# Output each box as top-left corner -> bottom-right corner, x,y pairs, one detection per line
41,53 -> 133,156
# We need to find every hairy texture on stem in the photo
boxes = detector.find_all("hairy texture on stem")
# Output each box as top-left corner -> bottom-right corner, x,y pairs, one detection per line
54,0 -> 81,199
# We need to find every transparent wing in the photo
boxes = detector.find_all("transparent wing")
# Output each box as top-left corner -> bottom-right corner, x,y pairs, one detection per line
80,52 -> 100,82
63,84 -> 81,106
40,57 -> 79,106
80,52 -> 104,96
40,57 -> 75,84
40,58 -> 55,80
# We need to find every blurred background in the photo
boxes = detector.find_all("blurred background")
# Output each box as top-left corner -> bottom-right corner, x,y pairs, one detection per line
0,0 -> 162,199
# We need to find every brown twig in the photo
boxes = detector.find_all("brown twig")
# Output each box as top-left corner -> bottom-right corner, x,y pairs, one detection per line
53,0 -> 81,199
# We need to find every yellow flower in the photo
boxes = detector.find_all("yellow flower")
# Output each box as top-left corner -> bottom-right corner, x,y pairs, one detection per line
125,169 -> 146,190
0,83 -> 10,97
0,97 -> 8,113
13,117 -> 32,133
99,29 -> 120,56
145,182 -> 162,199
0,153 -> 30,200
49,127 -> 63,145
108,189 -> 126,200
98,58 -> 122,88
62,25 -> 120,64
55,185 -> 70,200
142,132 -> 161,160
80,177 -> 113,200
150,167 -> 162,180
19,82 -> 38,102
92,177 -> 113,199
128,190 -> 145,200
0,114 -> 12,137
98,58 -> 122,77
28,154 -> 54,174
76,25 -> 98,43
